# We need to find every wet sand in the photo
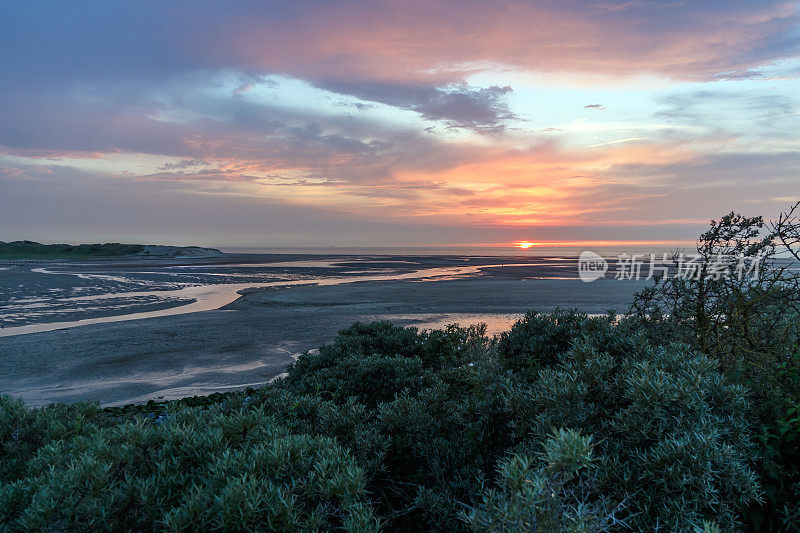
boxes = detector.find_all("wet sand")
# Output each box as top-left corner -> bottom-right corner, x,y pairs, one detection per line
0,264 -> 503,337
0,276 -> 646,407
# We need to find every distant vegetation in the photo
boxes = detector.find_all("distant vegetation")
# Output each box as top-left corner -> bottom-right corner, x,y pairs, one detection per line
0,240 -> 222,259
1,203 -> 799,531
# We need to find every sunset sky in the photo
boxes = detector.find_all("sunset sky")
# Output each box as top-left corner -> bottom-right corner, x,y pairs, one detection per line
1,1 -> 799,248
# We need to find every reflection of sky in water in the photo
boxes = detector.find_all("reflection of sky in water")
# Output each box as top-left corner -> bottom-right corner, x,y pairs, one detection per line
0,256 -> 582,335
392,311 -> 609,337
381,313 -> 525,337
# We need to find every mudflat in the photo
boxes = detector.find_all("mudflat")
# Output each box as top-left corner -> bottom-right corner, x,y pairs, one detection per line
0,274 -> 646,407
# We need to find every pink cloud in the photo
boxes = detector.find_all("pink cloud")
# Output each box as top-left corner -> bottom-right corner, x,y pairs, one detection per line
187,0 -> 800,83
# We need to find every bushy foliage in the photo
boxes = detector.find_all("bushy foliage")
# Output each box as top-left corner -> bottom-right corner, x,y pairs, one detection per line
0,313 -> 778,531
630,212 -> 800,404
630,205 -> 800,529
0,398 -> 109,483
375,357 -> 534,529
463,430 -> 622,532
284,321 -> 488,406
496,310 -> 639,376
0,402 -> 377,531
529,339 -> 760,529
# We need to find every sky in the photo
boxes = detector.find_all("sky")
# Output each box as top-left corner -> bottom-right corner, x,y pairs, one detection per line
1,1 -> 799,249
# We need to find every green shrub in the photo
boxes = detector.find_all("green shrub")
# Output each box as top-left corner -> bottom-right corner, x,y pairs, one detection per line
376,357 -> 534,528
524,338 -> 761,529
629,208 -> 800,529
1,303 -> 793,530
279,315 -> 764,529
463,429 -> 622,532
216,386 -> 388,478
496,310 -> 638,377
0,405 -> 377,531
0,397 -> 107,484
284,321 -> 487,406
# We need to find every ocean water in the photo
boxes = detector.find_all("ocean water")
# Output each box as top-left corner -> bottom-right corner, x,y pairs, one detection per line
219,245 -> 686,257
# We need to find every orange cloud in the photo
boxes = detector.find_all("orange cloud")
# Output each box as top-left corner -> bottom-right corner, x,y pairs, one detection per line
142,133 -> 715,230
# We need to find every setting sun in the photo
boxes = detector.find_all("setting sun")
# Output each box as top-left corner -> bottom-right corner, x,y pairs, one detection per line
515,241 -> 535,249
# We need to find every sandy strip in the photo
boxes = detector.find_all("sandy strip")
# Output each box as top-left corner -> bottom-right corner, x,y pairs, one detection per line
1,264 -> 534,337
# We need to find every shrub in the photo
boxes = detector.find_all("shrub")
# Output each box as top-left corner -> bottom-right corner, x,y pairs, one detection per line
463,429 -> 623,532
496,310 -> 638,377
278,314 -> 765,529
629,206 -> 800,528
216,386 -> 388,478
0,405 -> 378,531
524,338 -> 761,529
3,285 -> 795,529
0,397 -> 107,484
284,321 -> 487,406
376,357 -> 535,528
